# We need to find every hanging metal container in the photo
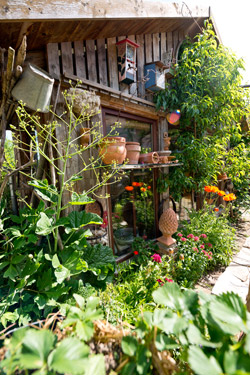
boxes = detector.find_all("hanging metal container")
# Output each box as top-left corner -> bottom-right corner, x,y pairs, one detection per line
12,63 -> 54,112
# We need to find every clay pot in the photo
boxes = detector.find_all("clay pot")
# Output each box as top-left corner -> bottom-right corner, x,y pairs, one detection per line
125,142 -> 141,164
99,136 -> 127,165
217,172 -> 228,181
163,136 -> 171,151
139,152 -> 159,164
79,127 -> 90,147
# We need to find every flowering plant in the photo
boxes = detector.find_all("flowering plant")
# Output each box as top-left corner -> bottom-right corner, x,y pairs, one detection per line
172,232 -> 213,287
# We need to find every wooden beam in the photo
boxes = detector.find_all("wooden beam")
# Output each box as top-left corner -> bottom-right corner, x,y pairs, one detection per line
0,1 -> 210,21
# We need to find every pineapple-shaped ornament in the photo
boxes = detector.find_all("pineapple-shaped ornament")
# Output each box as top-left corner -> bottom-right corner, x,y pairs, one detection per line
157,208 -> 178,246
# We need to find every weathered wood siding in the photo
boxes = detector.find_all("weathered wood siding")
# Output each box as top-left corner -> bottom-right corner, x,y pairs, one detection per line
47,31 -> 186,100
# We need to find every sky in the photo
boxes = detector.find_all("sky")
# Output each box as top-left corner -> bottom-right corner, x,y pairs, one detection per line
184,0 -> 250,84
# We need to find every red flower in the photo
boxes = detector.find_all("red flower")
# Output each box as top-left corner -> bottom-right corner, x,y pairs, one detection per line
132,182 -> 138,187
147,186 -> 151,189
133,250 -> 139,255
214,207 -> 219,212
140,187 -> 146,192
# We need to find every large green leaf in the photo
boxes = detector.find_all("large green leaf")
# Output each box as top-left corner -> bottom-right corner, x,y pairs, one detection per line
60,249 -> 88,275
208,299 -> 246,335
28,179 -> 58,203
122,336 -> 138,356
54,264 -> 71,284
69,192 -> 95,206
188,346 -> 222,375
66,211 -> 102,233
35,213 -> 53,236
20,329 -> 55,369
84,354 -> 105,375
153,282 -> 197,315
4,264 -> 18,280
48,337 -> 89,374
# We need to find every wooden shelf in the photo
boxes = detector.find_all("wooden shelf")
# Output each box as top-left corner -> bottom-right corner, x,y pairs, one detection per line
114,162 -> 182,170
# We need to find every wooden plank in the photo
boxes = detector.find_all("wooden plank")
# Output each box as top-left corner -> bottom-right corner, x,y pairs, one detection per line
74,40 -> 86,79
96,38 -> 108,86
153,33 -> 160,61
167,32 -> 173,59
178,29 -> 184,42
86,39 -> 97,82
61,41 -> 74,75
128,34 -> 137,96
46,43 -> 60,79
145,33 -> 153,63
136,34 -> 145,99
0,1 -> 210,20
107,37 -> 119,90
160,32 -> 167,60
173,31 -> 179,55
63,72 -> 158,109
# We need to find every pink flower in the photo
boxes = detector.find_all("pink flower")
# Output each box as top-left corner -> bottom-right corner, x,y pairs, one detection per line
209,251 -> 212,256
193,247 -> 199,253
194,236 -> 199,241
177,233 -> 183,237
151,253 -> 162,263
200,245 -> 205,249
157,278 -> 163,283
165,278 -> 173,283
206,243 -> 213,248
187,234 -> 194,239
181,237 -> 187,242
200,234 -> 207,239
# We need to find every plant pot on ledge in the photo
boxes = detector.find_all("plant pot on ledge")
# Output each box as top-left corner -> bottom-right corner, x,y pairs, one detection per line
139,151 -> 159,164
125,142 -> 141,164
79,127 -> 91,148
99,136 -> 127,165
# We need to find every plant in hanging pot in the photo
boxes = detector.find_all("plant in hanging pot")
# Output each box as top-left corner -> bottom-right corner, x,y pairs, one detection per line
99,136 -> 127,165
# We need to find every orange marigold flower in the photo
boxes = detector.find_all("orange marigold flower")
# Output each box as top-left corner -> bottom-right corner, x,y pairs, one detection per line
125,186 -> 134,191
210,186 -> 219,193
223,193 -> 236,201
132,182 -> 138,187
218,190 -> 226,196
214,207 -> 219,212
141,187 -> 146,192
138,182 -> 143,187
204,186 -> 212,193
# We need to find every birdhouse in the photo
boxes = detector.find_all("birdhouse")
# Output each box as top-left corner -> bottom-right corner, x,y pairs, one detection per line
116,38 -> 139,84
144,61 -> 166,92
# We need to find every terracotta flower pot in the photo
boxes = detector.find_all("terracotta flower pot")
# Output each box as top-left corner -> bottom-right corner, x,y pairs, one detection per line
99,136 -> 127,165
139,152 -> 159,164
217,172 -> 228,181
125,142 -> 141,164
79,127 -> 90,147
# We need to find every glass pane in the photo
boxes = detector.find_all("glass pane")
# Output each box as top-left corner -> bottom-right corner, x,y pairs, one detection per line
110,169 -> 155,255
105,114 -> 153,151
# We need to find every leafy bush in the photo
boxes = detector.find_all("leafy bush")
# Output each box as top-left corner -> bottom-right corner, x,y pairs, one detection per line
172,232 -> 214,287
100,251 -> 172,324
0,203 -> 115,329
179,205 -> 235,266
0,295 -> 106,375
119,282 -> 250,375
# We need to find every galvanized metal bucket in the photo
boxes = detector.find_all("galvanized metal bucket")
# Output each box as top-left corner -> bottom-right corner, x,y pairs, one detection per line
12,63 -> 54,112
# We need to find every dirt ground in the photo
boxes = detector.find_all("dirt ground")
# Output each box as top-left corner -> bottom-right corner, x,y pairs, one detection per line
195,211 -> 250,294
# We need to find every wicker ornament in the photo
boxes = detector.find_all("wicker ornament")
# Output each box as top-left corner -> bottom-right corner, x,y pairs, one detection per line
157,208 -> 178,246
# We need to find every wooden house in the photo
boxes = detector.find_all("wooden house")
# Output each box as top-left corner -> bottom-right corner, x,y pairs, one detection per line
0,1 -> 218,260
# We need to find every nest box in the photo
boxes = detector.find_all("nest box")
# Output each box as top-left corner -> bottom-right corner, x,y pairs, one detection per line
144,61 -> 167,92
116,38 -> 139,84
